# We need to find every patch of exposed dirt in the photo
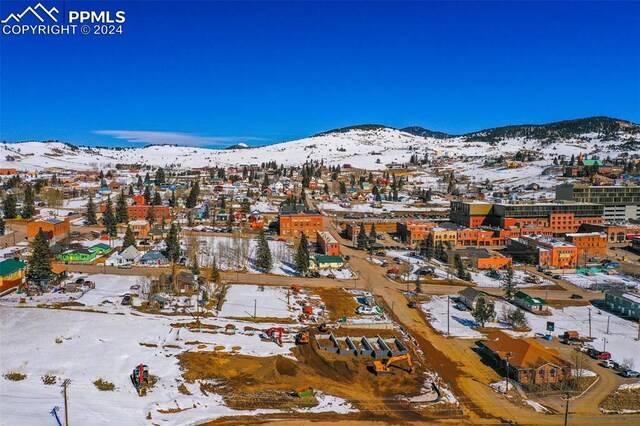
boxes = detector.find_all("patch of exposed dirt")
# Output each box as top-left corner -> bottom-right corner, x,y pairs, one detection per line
177,336 -> 427,422
310,287 -> 360,321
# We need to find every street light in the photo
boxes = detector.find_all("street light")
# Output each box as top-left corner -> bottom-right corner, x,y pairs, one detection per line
602,337 -> 608,352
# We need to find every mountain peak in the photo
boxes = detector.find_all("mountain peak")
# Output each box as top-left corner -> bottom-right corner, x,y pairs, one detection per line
313,124 -> 393,137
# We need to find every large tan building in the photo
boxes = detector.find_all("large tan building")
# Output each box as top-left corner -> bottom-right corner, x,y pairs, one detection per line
556,182 -> 640,222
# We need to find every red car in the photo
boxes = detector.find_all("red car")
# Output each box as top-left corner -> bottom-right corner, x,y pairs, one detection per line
597,352 -> 612,360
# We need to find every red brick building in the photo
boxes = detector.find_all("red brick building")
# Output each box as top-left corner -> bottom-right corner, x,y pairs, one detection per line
316,231 -> 340,256
565,232 -> 608,262
482,330 -> 571,386
127,205 -> 171,220
278,205 -> 323,237
26,217 -> 70,240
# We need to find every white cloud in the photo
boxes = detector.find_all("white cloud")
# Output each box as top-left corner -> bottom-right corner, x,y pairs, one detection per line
93,130 -> 265,147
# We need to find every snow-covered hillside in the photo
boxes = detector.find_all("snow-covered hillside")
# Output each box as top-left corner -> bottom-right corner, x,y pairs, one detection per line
1,121 -> 638,173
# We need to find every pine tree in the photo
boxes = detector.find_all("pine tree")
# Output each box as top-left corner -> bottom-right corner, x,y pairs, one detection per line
123,225 -> 136,249
170,190 -> 176,207
0,213 -> 5,236
209,258 -> 221,284
356,226 -> 368,250
4,194 -> 17,219
295,233 -> 310,275
86,193 -> 98,225
165,224 -> 180,263
255,230 -> 273,272
153,191 -> 162,206
28,230 -> 52,281
368,223 -> 377,245
155,167 -> 166,185
185,181 -> 200,208
146,206 -> 156,226
143,185 -> 152,205
502,263 -> 517,300
102,196 -> 117,237
136,175 -> 143,188
472,295 -> 496,327
454,254 -> 466,279
422,234 -> 434,259
128,185 -> 134,197
415,274 -> 422,294
21,184 -> 35,219
116,190 -> 129,223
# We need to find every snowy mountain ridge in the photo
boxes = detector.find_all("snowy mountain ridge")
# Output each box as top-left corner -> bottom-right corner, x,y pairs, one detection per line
1,117 -> 638,172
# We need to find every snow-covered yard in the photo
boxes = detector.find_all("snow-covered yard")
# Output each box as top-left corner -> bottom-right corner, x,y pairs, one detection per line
0,275 -> 351,425
560,272 -> 640,290
219,284 -> 295,319
196,235 -> 296,276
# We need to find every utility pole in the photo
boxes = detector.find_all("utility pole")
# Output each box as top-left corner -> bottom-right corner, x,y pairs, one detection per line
587,308 -> 592,339
504,352 -> 513,394
564,392 -> 570,426
61,379 -> 70,426
447,295 -> 450,336
602,337 -> 608,352
254,299 -> 257,318
606,315 -> 610,334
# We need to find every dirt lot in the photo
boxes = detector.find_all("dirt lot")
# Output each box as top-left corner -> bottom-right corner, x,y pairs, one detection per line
310,287 -> 361,321
178,333 -> 440,424
600,387 -> 640,413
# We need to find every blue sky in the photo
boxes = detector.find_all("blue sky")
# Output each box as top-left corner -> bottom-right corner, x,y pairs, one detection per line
1,1 -> 639,147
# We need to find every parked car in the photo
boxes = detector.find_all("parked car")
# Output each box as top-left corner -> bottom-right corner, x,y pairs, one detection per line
407,300 -> 417,308
376,251 -> 386,256
70,231 -> 81,237
121,294 -> 132,305
553,274 -> 562,280
380,261 -> 388,268
621,369 -> 640,378
355,306 -> 378,315
601,360 -> 621,369
544,271 -> 553,276
344,255 -> 351,261
326,273 -> 335,279
588,348 -> 611,360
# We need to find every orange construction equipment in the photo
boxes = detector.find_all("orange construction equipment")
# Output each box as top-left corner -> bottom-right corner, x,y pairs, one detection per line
303,305 -> 313,316
373,354 -> 414,376
295,330 -> 309,345
292,284 -> 301,294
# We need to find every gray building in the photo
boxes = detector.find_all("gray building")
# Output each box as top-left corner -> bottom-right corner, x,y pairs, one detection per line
605,289 -> 640,320
556,183 -> 640,222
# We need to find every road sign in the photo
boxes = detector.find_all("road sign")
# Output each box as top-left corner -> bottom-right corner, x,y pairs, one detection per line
546,321 -> 555,332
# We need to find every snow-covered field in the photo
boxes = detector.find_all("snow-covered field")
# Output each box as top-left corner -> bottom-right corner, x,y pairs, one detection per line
196,235 -> 295,276
219,284 -> 295,319
560,272 -> 640,290
422,295 -> 640,368
317,201 -> 447,213
0,275 -> 352,425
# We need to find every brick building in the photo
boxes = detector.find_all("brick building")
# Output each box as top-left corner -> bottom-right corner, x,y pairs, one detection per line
127,205 -> 171,221
481,330 -> 571,387
450,201 -> 604,234
396,220 -> 437,245
26,217 -> 71,241
278,205 -> 323,237
507,235 -> 578,269
565,232 -> 607,262
316,231 -> 340,256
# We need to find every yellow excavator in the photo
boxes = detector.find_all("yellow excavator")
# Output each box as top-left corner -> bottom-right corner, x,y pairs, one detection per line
373,354 -> 414,376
